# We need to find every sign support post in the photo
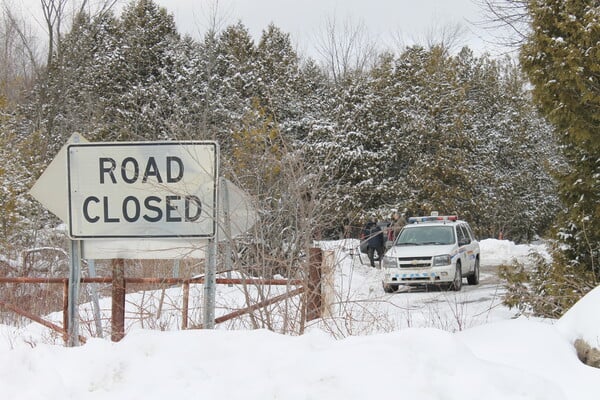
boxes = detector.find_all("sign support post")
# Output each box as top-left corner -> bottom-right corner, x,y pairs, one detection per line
203,177 -> 220,329
203,238 -> 217,329
221,178 -> 233,286
67,240 -> 82,347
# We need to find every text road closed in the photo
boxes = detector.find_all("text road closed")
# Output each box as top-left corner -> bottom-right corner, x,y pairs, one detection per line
67,142 -> 218,239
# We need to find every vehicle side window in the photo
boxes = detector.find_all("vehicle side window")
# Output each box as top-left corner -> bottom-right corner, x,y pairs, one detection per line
457,225 -> 469,245
465,224 -> 477,241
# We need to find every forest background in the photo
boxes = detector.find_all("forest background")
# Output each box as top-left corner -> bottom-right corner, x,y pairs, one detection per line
0,0 -> 597,318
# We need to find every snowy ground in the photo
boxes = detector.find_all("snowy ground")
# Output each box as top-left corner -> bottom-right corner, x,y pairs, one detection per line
1,239 -> 599,399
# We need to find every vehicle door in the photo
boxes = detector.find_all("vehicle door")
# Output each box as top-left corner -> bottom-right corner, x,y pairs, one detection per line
456,224 -> 475,273
464,223 -> 480,271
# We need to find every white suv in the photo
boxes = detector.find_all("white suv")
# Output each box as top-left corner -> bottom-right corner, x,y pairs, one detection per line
381,214 -> 480,293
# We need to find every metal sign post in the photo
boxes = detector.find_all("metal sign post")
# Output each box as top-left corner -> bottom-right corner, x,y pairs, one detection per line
221,178 -> 233,286
203,238 -> 217,329
67,240 -> 82,347
202,178 -> 220,329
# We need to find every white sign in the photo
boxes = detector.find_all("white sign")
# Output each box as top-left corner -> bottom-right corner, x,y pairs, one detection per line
82,238 -> 205,259
67,141 -> 218,239
29,133 -> 89,221
82,178 -> 257,259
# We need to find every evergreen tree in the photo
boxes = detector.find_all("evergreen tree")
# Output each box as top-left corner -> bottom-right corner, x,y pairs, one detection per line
255,24 -> 300,119
508,0 -> 600,315
0,118 -> 51,252
0,127 -> 22,252
296,58 -> 335,127
211,22 -> 258,150
109,0 -> 181,140
359,52 -> 405,199
521,0 -> 599,265
4,3 -> 566,262
150,35 -> 208,141
46,10 -> 120,144
457,50 -> 559,241
395,46 -> 476,219
27,0 -> 184,145
305,68 -> 391,223
303,44 -> 559,239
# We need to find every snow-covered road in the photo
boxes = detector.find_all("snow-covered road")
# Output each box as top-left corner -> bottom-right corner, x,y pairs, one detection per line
314,238 -> 545,335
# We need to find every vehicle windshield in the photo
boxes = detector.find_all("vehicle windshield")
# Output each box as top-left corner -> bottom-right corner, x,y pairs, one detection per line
395,226 -> 455,246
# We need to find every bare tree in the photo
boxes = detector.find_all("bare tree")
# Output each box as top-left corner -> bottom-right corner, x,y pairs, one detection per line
39,0 -> 68,67
475,0 -> 530,49
0,3 -> 41,105
195,0 -> 231,37
0,0 -> 118,88
424,21 -> 469,53
315,15 -> 377,84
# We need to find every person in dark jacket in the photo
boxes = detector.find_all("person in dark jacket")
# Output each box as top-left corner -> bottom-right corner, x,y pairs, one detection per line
361,216 -> 385,268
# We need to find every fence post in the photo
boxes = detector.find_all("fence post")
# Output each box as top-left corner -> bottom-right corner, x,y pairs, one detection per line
306,247 -> 323,321
111,258 -> 125,342
320,250 -> 335,318
182,282 -> 189,330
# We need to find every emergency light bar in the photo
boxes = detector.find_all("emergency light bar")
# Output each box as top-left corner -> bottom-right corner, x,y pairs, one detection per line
408,215 -> 458,223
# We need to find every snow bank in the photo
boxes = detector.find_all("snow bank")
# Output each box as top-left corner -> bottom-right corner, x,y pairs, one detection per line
479,238 -> 548,266
1,238 -> 599,400
555,285 -> 600,347
0,327 -> 570,400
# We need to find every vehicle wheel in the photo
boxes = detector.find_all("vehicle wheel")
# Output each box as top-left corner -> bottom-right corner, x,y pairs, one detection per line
383,284 -> 397,293
450,263 -> 462,291
467,258 -> 480,285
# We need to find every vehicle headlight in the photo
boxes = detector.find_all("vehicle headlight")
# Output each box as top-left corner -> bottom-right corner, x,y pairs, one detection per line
432,254 -> 451,266
382,256 -> 397,268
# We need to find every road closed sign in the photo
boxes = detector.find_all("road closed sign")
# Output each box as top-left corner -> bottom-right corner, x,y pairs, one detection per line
67,141 -> 218,239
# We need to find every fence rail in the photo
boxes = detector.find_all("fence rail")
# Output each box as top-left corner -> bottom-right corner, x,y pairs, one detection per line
0,248 -> 324,345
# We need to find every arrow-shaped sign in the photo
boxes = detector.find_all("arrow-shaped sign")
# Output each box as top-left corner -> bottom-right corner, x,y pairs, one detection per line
29,133 -> 88,222
29,135 -> 257,259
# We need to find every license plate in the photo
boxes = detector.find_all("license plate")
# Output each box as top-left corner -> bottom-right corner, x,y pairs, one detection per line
395,272 -> 436,279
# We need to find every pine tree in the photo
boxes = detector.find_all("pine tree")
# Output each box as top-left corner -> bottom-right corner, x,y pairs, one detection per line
29,0 -> 185,144
45,10 -> 120,144
391,46 -> 476,219
110,0 -> 181,140
211,22 -> 258,150
457,50 -> 559,241
255,24 -> 300,120
521,1 -> 600,280
0,120 -> 50,252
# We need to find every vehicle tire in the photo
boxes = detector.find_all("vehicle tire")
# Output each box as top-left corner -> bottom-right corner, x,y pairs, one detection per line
450,263 -> 462,291
383,284 -> 397,293
467,258 -> 480,285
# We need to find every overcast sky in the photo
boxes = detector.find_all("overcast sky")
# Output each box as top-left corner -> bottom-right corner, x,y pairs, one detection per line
18,0 -> 509,59
154,0 -> 502,57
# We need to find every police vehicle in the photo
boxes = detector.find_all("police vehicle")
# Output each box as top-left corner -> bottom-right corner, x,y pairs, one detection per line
381,213 -> 480,293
